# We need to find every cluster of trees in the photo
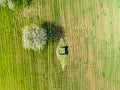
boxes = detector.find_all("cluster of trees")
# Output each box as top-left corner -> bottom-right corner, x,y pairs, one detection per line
22,22 -> 64,50
0,1 -> 65,50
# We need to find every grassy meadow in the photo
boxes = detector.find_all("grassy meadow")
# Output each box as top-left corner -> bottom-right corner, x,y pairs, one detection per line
0,0 -> 120,90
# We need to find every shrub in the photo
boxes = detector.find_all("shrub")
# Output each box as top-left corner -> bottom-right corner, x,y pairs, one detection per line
22,24 -> 47,50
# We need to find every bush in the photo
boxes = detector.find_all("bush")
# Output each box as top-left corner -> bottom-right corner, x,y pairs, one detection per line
22,24 -> 47,50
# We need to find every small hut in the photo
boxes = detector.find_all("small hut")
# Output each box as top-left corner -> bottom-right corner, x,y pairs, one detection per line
59,46 -> 68,55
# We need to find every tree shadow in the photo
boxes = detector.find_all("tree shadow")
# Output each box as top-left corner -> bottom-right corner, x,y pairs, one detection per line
41,22 -> 65,43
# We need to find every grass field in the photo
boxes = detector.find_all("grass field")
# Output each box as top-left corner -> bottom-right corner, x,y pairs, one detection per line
0,0 -> 120,90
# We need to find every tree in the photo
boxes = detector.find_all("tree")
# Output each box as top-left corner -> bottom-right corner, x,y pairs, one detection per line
0,0 -> 14,10
22,24 -> 47,50
41,22 -> 65,43
0,0 -> 6,6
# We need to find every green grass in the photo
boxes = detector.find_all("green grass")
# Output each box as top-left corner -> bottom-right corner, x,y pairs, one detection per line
56,38 -> 68,70
0,0 -> 120,90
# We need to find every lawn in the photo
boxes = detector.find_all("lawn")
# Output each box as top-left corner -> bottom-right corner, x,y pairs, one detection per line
0,0 -> 120,90
56,38 -> 68,70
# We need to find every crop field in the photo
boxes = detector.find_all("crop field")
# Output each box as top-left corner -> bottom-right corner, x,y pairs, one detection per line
0,0 -> 120,90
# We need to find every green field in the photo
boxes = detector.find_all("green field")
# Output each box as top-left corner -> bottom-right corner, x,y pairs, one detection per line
0,0 -> 120,90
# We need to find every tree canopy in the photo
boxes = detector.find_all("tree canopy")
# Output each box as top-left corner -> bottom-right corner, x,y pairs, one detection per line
42,22 -> 65,43
0,0 -> 14,10
22,24 -> 47,50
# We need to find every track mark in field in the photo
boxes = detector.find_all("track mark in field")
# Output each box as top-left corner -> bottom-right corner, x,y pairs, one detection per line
86,43 -> 95,90
86,67 -> 95,90
86,44 -> 117,90
59,3 -> 96,54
